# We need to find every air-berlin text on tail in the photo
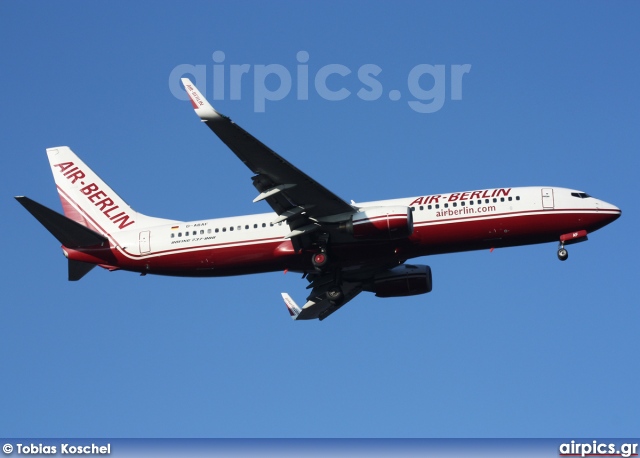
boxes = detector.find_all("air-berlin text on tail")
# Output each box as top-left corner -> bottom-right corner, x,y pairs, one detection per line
409,188 -> 512,206
53,162 -> 135,230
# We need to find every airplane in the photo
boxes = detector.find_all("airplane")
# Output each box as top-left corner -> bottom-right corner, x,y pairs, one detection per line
15,78 -> 621,321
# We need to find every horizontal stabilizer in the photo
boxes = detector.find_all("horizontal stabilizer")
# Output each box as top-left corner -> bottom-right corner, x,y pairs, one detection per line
68,259 -> 97,281
15,196 -> 108,248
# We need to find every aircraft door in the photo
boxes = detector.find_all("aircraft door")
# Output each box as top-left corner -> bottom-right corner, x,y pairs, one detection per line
139,230 -> 151,253
541,188 -> 554,209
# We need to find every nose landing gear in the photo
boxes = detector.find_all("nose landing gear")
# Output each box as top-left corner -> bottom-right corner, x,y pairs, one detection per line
557,229 -> 588,261
557,245 -> 569,261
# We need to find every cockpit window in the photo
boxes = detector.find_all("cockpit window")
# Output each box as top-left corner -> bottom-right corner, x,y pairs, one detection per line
571,192 -> 591,199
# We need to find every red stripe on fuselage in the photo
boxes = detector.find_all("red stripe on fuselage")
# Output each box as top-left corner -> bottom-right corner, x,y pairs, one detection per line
55,183 -> 620,277
141,208 -> 619,276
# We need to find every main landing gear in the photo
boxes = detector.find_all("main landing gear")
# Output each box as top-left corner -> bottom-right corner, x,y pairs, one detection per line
311,233 -> 331,271
308,235 -> 344,305
326,285 -> 344,304
312,250 -> 328,270
310,251 -> 344,304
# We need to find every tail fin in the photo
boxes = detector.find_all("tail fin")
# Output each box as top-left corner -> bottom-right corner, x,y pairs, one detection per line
281,293 -> 302,320
46,147 -> 175,236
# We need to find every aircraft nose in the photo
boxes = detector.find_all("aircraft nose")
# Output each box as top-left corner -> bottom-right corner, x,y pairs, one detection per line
600,200 -> 622,222
611,209 -> 621,222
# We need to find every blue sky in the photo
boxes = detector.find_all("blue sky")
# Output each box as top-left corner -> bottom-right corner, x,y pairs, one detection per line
1,1 -> 638,438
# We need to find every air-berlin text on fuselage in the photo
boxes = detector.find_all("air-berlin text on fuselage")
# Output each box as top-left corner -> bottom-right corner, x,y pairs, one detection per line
409,188 -> 512,206
54,162 -> 135,230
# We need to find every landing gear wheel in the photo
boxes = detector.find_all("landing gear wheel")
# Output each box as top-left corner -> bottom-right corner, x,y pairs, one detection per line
326,286 -> 344,305
557,248 -> 568,261
312,252 -> 328,269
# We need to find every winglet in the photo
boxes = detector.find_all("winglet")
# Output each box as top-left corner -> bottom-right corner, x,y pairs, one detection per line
181,78 -> 218,120
281,293 -> 302,320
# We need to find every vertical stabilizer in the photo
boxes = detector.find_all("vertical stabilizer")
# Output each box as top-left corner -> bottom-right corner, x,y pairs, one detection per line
46,147 -> 176,235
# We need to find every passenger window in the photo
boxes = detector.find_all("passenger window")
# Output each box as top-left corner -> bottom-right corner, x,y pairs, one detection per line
171,233 -> 175,238
178,232 -> 182,237
262,223 -> 266,228
200,230 -> 204,235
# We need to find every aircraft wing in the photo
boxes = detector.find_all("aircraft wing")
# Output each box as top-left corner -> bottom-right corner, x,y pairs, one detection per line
181,78 -> 355,227
181,78 -> 376,321
283,281 -> 363,321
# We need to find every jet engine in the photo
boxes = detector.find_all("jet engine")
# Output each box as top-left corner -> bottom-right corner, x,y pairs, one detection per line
343,206 -> 413,240
364,264 -> 432,298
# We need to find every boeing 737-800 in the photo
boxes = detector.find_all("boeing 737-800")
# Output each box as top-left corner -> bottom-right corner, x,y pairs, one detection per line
15,78 -> 621,320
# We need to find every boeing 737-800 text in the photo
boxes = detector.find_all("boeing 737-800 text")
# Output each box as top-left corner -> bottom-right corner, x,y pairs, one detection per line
15,79 -> 621,320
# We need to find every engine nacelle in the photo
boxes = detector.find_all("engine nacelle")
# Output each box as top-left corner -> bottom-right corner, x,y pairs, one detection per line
365,264 -> 433,298
345,206 -> 413,240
